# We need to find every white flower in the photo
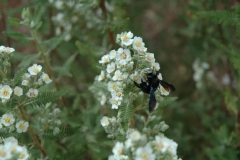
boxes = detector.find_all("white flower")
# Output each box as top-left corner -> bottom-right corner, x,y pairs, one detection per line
0,46 -> 6,53
160,85 -> 169,96
151,62 -> 160,71
130,71 -> 141,84
26,88 -> 38,97
21,80 -> 29,86
0,122 -> 2,129
112,70 -> 123,81
0,85 -> 13,99
15,145 -> 29,160
108,81 -> 121,92
100,116 -> 109,127
22,73 -> 31,79
41,73 -> 52,84
129,130 -> 141,141
0,145 -> 11,159
111,90 -> 123,101
4,47 -> 15,54
135,144 -> 156,160
125,139 -> 133,149
138,47 -> 147,55
109,98 -> 121,109
99,54 -> 110,64
109,50 -> 117,59
16,121 -> 29,133
116,48 -> 132,65
3,137 -> 18,144
133,37 -> 145,51
145,53 -> 155,63
154,136 -> 178,155
1,113 -> 15,126
28,64 -> 42,75
98,71 -> 105,81
14,86 -> 23,97
107,62 -> 116,74
112,142 -> 124,155
120,31 -> 134,46
108,155 -> 128,160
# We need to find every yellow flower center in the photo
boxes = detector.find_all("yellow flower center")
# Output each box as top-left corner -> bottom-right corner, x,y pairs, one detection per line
4,117 -> 10,123
32,67 -> 39,73
146,56 -> 152,61
135,41 -> 142,47
111,84 -> 117,90
2,90 -> 9,96
0,150 -> 6,157
141,153 -> 149,159
123,35 -> 129,41
157,142 -> 164,149
30,92 -> 35,97
116,92 -> 122,97
113,100 -> 118,105
19,123 -> 25,130
121,53 -> 127,59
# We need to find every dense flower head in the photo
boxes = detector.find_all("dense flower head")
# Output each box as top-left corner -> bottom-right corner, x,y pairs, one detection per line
0,137 -> 29,160
95,31 -> 179,160
94,31 -> 173,111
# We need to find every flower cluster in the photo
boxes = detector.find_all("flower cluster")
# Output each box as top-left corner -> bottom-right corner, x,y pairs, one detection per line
0,65 -> 52,103
49,0 -> 114,41
0,113 -> 29,133
108,129 -> 181,160
0,137 -> 29,160
95,31 -> 170,110
100,116 -> 124,139
192,59 -> 209,88
39,104 -> 62,135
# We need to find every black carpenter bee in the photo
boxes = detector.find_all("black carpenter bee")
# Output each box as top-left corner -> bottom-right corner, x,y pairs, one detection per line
134,71 -> 175,112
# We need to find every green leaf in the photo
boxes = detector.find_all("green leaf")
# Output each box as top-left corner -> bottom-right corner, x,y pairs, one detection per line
3,31 -> 32,41
236,5 -> 240,37
33,4 -> 42,24
198,10 -> 237,26
43,126 -> 81,140
52,150 -> 85,160
8,17 -> 20,26
157,97 -> 178,109
42,31 -> 69,54
0,99 -> 18,113
75,41 -> 93,56
25,90 -> 67,108
118,102 -> 134,128
224,89 -> 238,115
52,53 -> 77,77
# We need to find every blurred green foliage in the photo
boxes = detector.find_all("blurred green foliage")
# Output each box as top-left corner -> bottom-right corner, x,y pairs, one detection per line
0,0 -> 239,159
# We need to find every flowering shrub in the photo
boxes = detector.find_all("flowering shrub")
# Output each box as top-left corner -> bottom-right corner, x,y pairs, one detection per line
0,45 -> 66,158
92,31 -> 180,160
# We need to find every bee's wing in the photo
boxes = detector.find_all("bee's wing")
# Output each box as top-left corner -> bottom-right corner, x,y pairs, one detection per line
159,80 -> 175,92
149,87 -> 157,112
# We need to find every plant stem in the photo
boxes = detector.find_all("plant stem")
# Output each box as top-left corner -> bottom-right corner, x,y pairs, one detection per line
29,29 -> 68,109
100,0 -> 115,49
19,105 -> 47,157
